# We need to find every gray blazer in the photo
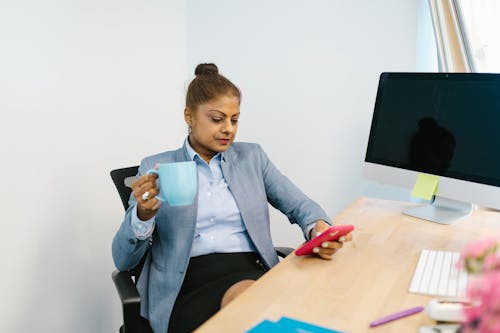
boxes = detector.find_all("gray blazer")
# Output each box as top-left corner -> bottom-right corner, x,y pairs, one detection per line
112,141 -> 331,332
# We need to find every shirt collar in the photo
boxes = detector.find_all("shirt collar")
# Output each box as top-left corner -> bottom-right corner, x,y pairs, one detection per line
184,137 -> 222,163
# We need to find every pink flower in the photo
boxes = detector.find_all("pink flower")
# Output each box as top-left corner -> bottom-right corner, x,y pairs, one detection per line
460,238 -> 500,333
483,254 -> 500,272
463,271 -> 500,333
461,238 -> 499,274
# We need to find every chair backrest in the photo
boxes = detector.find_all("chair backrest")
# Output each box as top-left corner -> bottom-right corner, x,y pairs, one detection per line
110,165 -> 139,211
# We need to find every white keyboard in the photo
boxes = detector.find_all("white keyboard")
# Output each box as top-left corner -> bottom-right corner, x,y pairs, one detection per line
409,250 -> 468,297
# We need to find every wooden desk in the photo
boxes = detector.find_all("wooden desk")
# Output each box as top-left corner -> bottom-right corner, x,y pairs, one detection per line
195,197 -> 500,333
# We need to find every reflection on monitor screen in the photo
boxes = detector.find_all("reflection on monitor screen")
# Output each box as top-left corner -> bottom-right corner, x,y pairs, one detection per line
364,72 -> 500,224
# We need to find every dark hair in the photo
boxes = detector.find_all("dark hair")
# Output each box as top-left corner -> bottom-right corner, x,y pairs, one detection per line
185,63 -> 241,110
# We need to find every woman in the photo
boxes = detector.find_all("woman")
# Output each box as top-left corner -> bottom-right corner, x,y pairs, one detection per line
112,63 -> 352,333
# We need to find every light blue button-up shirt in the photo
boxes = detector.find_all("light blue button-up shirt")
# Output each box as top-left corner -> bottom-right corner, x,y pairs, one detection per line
131,138 -> 257,257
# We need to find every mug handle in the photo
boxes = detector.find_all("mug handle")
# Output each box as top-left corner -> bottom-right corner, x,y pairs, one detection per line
146,169 -> 166,202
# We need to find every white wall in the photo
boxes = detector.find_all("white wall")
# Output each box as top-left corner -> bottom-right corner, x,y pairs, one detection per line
417,0 -> 439,72
186,0 -> 419,248
0,0 -> 187,332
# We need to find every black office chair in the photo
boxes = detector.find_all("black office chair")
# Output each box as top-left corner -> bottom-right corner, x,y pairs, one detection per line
111,166 -> 153,333
110,166 -> 293,333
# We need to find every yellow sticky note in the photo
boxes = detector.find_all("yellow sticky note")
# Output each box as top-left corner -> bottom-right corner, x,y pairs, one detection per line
411,173 -> 439,200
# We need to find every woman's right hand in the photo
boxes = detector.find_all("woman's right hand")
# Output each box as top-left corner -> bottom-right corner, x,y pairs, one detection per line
131,173 -> 162,221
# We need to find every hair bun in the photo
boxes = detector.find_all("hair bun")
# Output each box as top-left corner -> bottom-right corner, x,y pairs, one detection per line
195,63 -> 219,76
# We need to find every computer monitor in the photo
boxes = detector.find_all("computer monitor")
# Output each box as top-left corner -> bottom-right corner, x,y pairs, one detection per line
364,72 -> 500,224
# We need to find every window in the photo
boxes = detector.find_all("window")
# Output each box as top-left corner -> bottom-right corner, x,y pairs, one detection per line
427,0 -> 500,73
455,0 -> 500,72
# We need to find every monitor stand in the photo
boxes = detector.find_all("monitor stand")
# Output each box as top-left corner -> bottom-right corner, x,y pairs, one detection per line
403,196 -> 473,224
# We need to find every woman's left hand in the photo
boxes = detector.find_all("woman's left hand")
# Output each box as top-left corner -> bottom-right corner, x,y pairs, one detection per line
310,220 -> 352,260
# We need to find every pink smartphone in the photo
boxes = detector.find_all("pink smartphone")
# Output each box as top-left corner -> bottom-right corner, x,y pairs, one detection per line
295,224 -> 354,256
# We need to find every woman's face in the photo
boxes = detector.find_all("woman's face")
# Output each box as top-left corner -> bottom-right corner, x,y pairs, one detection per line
185,94 -> 240,163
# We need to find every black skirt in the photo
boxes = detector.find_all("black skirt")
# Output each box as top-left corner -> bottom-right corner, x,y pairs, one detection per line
167,252 -> 267,333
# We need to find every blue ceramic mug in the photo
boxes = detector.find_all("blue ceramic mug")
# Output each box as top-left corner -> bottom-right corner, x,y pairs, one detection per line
147,161 -> 197,206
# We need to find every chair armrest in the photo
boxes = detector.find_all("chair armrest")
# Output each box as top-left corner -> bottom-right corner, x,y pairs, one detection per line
112,270 -> 141,305
112,270 -> 154,332
275,246 -> 294,258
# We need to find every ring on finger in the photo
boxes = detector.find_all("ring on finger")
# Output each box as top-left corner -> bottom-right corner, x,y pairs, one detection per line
142,191 -> 150,201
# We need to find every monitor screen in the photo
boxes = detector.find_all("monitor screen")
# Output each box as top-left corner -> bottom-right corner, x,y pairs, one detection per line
364,72 -> 500,223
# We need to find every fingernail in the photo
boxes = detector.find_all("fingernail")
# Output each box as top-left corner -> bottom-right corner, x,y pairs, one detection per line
315,231 -> 321,237
321,242 -> 329,248
313,247 -> 320,254
339,236 -> 346,242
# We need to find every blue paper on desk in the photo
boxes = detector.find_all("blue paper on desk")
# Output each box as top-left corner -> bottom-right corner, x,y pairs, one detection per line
246,317 -> 343,333
246,320 -> 293,333
277,317 -> 343,333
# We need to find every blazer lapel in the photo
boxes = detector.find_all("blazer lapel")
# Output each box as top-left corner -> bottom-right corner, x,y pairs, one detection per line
221,148 -> 262,246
